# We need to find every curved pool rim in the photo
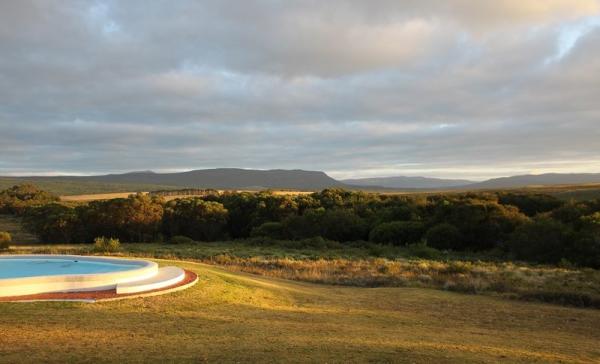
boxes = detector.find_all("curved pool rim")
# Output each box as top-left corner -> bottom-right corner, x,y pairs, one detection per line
0,255 -> 158,298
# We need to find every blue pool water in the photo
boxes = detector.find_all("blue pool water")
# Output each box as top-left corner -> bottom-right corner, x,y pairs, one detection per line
0,258 -> 142,279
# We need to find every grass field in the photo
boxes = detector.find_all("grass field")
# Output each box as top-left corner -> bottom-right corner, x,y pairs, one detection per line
7,242 -> 600,309
1,259 -> 600,363
60,190 -> 315,201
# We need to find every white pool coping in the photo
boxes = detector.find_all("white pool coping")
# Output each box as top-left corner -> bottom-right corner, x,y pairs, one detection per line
0,255 -> 158,297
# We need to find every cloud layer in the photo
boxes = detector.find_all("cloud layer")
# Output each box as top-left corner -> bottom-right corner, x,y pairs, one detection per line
1,0 -> 599,179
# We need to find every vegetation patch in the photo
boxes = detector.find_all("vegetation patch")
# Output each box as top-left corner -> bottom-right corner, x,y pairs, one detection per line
0,231 -> 11,250
92,237 -> 121,253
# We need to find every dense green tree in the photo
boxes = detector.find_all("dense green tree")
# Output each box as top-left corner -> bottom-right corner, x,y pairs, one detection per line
26,203 -> 80,243
425,223 -> 463,250
0,184 -> 59,214
251,222 -> 286,239
508,218 -> 573,264
163,198 -> 228,241
318,209 -> 368,242
497,193 -> 563,216
369,221 -> 425,246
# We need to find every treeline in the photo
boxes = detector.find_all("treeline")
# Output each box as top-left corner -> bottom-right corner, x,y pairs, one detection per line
2,184 -> 599,268
149,189 -> 219,197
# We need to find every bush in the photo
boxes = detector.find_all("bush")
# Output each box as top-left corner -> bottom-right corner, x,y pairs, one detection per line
163,199 -> 228,241
319,209 -> 368,242
369,221 -> 425,245
497,193 -> 563,216
566,230 -> 600,268
168,235 -> 195,244
0,184 -> 59,215
406,243 -> 442,259
508,218 -> 572,264
93,237 -> 121,253
294,236 -> 342,249
425,223 -> 463,250
250,222 -> 285,239
0,231 -> 11,250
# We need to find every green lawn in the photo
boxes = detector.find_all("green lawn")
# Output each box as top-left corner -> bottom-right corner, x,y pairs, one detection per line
1,259 -> 600,363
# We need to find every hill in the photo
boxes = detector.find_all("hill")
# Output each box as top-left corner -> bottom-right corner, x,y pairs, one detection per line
468,173 -> 600,189
5,170 -> 600,196
0,169 -> 345,194
342,175 -> 474,189
88,168 -> 344,190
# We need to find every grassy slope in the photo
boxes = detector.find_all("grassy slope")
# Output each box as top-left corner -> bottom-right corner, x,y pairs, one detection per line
1,259 -> 599,363
7,243 -> 600,309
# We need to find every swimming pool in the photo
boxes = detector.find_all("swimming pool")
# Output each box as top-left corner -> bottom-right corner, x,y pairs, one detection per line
0,258 -> 145,279
0,255 -> 185,298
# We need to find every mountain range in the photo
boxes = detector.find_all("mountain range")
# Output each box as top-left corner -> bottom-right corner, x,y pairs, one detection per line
341,176 -> 474,189
4,169 -> 600,192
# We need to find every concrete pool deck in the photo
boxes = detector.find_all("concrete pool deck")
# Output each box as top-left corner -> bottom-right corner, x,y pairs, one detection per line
0,269 -> 198,303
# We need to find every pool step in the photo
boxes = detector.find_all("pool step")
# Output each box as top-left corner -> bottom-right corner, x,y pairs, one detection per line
116,266 -> 185,294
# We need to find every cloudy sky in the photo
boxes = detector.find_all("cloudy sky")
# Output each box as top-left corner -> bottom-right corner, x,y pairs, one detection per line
1,0 -> 599,180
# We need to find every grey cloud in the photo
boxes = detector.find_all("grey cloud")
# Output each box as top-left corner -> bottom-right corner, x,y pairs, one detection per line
0,1 -> 599,178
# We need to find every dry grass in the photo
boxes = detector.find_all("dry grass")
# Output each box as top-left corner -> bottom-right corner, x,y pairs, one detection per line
1,260 -> 600,363
60,190 -> 314,202
59,192 -> 145,201
206,255 -> 600,307
6,243 -> 600,308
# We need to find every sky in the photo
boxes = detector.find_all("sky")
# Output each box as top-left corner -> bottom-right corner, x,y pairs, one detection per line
1,1 -> 599,180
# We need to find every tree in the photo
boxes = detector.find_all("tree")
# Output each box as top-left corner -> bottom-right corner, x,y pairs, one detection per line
508,218 -> 573,264
425,223 -> 463,250
26,203 -> 80,243
498,193 -> 563,216
125,194 -> 164,242
0,184 -> 59,214
163,198 -> 228,241
369,221 -> 425,245
319,209 -> 368,242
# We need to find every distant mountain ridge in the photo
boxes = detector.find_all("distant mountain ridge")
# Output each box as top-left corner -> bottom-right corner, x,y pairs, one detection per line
32,168 -> 345,190
4,170 -> 600,193
465,173 -> 600,189
342,176 -> 474,189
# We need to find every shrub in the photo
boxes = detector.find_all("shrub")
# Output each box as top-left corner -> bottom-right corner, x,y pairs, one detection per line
25,203 -> 80,243
295,236 -> 342,249
566,230 -> 600,268
250,222 -> 285,239
0,231 -> 11,250
319,209 -> 368,242
497,193 -> 563,216
369,221 -> 425,245
0,184 -> 59,215
168,235 -> 195,244
406,243 -> 442,259
508,218 -> 572,264
282,211 -> 322,240
425,223 -> 463,250
163,199 -> 228,241
93,237 -> 121,253
517,291 -> 600,309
